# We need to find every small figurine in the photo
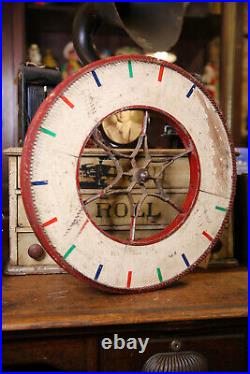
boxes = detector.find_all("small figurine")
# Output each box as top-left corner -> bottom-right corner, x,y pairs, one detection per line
43,49 -> 58,68
61,42 -> 81,79
28,44 -> 42,66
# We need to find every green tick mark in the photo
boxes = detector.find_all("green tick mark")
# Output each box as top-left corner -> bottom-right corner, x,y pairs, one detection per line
215,206 -> 227,212
63,244 -> 76,259
128,61 -> 133,78
157,267 -> 163,282
39,127 -> 56,137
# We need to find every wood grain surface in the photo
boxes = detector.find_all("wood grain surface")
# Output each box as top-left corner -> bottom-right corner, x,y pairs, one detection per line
3,268 -> 247,332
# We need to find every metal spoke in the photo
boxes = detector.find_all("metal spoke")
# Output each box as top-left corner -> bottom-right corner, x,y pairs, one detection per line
130,111 -> 149,159
143,134 -> 152,168
83,181 -> 137,205
92,129 -> 131,159
155,148 -> 192,178
128,188 -> 148,242
165,198 -> 184,213
83,168 -> 124,205
148,192 -> 183,213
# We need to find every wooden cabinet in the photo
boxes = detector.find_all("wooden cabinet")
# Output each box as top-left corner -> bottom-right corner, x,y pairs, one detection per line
2,268 -> 247,372
3,147 -> 64,275
3,147 -> 236,275
99,321 -> 247,372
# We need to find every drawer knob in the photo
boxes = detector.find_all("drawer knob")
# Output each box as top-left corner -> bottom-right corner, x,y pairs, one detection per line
28,244 -> 45,261
142,339 -> 207,372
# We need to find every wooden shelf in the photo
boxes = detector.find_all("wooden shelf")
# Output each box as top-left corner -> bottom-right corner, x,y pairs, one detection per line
3,267 -> 247,332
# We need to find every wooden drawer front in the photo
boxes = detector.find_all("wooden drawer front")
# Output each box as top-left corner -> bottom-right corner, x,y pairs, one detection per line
79,155 -> 189,190
16,149 -> 197,252
18,152 -> 190,190
3,329 -> 247,372
3,336 -> 97,372
17,194 -> 30,227
18,188 -> 186,230
82,192 -> 186,241
99,331 -> 247,372
17,233 -> 55,266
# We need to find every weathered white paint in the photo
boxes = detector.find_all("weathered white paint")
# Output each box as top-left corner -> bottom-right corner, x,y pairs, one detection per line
27,59 -> 233,289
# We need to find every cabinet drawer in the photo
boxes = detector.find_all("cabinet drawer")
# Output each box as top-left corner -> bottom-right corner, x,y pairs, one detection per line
99,330 -> 247,372
3,335 -> 97,372
17,233 -> 55,266
17,194 -> 30,227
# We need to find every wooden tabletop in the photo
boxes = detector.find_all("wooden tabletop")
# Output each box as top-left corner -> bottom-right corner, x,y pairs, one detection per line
3,268 -> 248,332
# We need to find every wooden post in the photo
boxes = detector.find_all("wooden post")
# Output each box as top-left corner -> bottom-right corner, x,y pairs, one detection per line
220,3 -> 245,145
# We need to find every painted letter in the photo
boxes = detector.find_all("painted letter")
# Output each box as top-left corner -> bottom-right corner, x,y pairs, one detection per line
114,203 -> 128,218
147,202 -> 161,218
96,203 -> 111,218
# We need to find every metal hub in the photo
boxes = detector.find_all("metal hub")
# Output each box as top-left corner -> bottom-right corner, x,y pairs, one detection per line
134,168 -> 150,184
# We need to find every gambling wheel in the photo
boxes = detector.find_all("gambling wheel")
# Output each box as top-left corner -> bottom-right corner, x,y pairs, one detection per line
21,55 -> 236,293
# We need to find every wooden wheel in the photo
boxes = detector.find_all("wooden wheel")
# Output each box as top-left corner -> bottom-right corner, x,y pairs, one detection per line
21,55 -> 236,293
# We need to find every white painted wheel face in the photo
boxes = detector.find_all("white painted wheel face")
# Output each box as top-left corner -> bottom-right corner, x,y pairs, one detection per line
21,56 -> 235,292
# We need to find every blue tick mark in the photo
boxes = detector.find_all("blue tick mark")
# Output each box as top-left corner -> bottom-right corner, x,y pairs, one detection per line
94,264 -> 103,280
31,180 -> 48,186
91,70 -> 102,87
181,253 -> 190,267
186,84 -> 196,98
